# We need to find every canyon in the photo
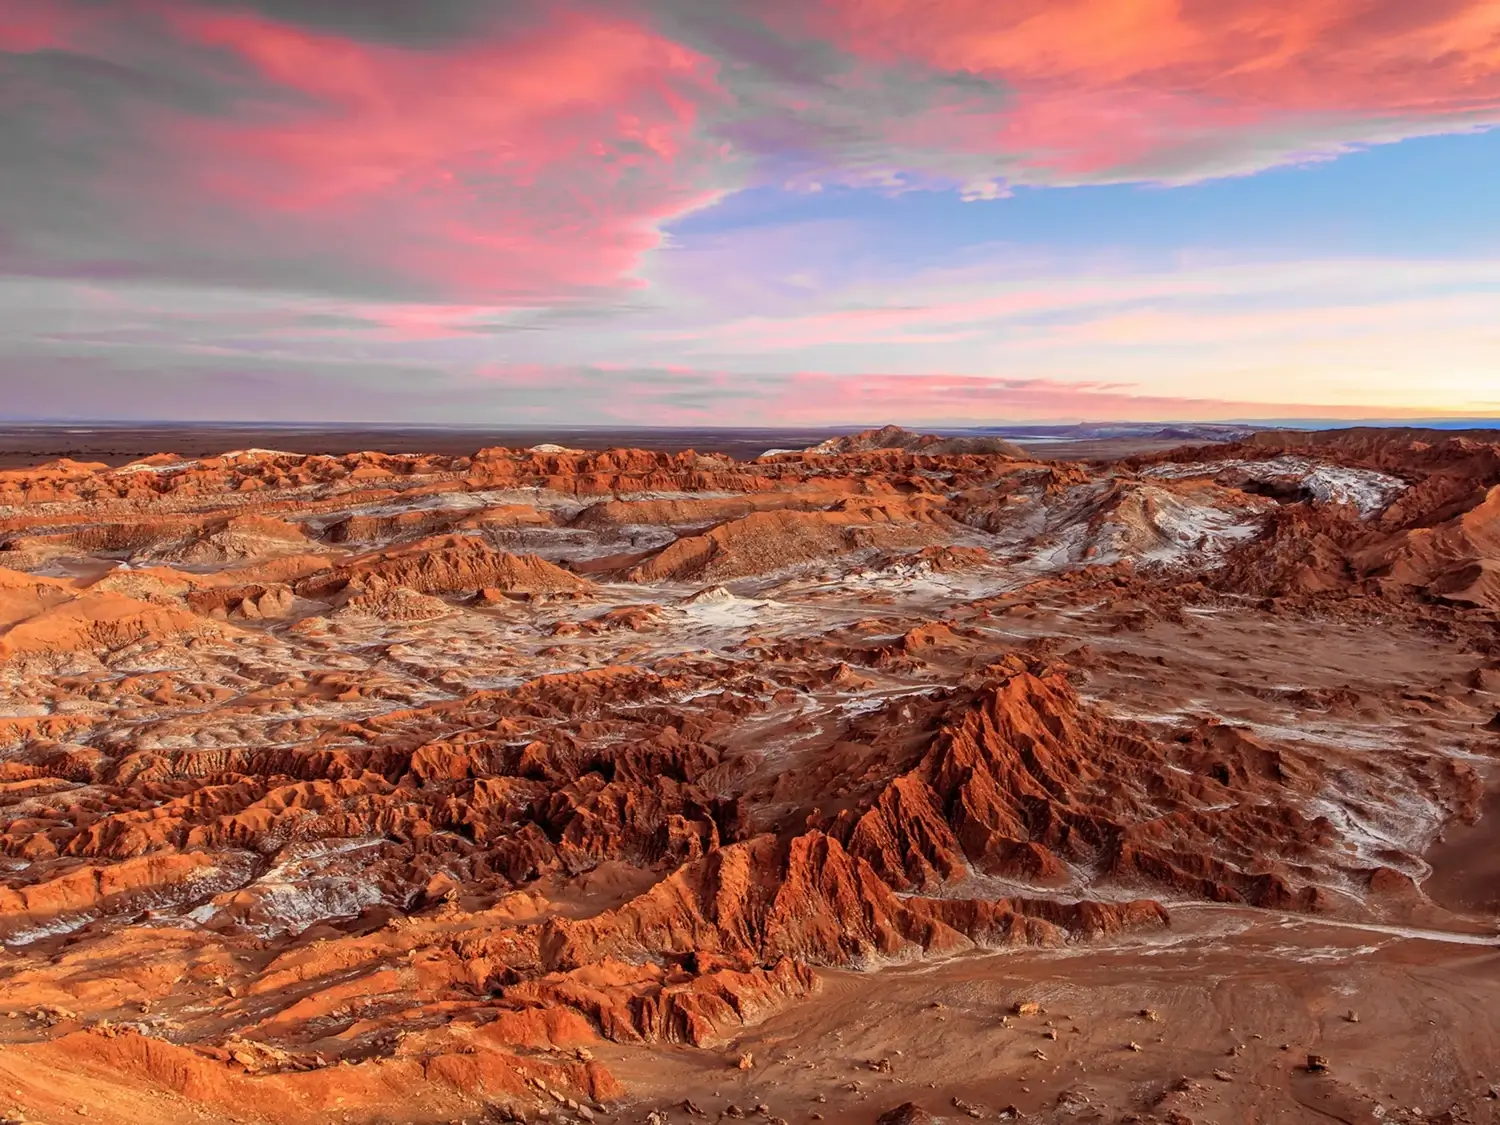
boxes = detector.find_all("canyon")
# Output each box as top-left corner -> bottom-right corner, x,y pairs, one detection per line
0,427 -> 1496,1125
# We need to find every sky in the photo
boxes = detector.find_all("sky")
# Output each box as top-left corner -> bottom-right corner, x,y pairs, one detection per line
1,0 -> 1498,427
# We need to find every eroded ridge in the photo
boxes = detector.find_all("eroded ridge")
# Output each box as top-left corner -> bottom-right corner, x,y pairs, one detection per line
0,426 -> 1498,1124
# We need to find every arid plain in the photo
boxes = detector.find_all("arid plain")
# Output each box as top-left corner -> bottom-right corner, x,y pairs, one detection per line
0,425 -> 1496,1125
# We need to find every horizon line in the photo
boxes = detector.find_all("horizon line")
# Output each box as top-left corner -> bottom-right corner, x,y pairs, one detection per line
3,417 -> 1500,431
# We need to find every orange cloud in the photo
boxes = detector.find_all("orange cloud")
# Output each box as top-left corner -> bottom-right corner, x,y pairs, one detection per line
808,0 -> 1500,112
7,0 -> 1500,306
765,371 -> 1415,425
471,365 -> 1467,426
787,0 -> 1500,182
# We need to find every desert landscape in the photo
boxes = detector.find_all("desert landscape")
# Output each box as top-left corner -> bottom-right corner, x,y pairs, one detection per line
8,0 -> 1500,1117
0,424 -> 1492,1124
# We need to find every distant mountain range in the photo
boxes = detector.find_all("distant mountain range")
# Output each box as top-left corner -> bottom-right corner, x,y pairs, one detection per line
943,422 -> 1262,443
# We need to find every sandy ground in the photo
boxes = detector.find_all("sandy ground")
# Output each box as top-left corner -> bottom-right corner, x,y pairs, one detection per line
609,917 -> 1500,1124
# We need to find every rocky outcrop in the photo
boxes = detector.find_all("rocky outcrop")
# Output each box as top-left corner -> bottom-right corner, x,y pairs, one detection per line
1354,484 -> 1500,608
627,502 -> 951,583
323,503 -> 553,545
0,589 -> 231,662
833,658 -> 1347,908
297,535 -> 593,600
876,1104 -> 939,1125
332,585 -> 455,621
542,829 -> 1165,976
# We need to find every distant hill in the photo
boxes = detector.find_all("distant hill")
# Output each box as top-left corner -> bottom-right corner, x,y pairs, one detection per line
804,425 -> 1027,457
970,422 -> 1262,443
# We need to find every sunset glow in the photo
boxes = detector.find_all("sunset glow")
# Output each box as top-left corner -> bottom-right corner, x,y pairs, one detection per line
2,0 -> 1497,423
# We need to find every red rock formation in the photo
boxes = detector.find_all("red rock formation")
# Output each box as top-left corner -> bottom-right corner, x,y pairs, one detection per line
627,502 -> 951,583
0,590 -> 232,662
804,425 -> 1026,458
324,503 -> 553,545
0,427 -> 1494,1122
1354,484 -> 1500,608
829,658 -> 1364,909
297,535 -> 592,600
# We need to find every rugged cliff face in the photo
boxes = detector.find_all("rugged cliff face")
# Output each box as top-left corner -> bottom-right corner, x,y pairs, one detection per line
0,428 -> 1497,1123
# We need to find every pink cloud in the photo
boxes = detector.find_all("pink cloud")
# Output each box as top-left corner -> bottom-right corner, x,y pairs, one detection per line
779,0 -> 1500,184
172,6 -> 730,300
7,0 -> 1500,318
353,305 -> 505,342
4,0 -> 728,302
0,10 -> 73,51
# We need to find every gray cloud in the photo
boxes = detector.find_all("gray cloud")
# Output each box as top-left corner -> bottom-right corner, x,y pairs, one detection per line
189,0 -> 518,44
0,4 -> 724,303
0,37 -> 411,297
